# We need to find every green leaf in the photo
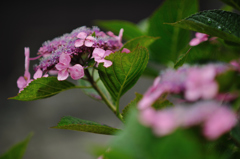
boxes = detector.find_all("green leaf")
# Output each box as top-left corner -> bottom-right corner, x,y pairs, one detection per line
174,47 -> 192,69
9,77 -> 78,101
122,36 -> 158,51
220,0 -> 240,11
95,20 -> 145,40
51,116 -> 119,135
0,133 -> 32,159
148,0 -> 198,64
169,10 -> 240,43
122,93 -> 143,121
98,47 -> 149,104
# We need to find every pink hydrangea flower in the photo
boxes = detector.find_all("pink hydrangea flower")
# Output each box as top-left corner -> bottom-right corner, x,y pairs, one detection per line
55,53 -> 84,81
189,32 -> 209,46
17,47 -> 33,93
203,106 -> 237,140
184,66 -> 218,101
74,32 -> 95,47
139,101 -> 237,139
138,64 -> 229,110
92,48 -> 113,68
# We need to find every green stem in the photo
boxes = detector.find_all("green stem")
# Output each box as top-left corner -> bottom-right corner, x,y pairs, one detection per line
84,69 -> 124,122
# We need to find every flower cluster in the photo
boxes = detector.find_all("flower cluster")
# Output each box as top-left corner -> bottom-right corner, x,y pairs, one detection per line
17,26 -> 129,92
139,101 -> 237,140
138,63 -> 237,139
138,63 -> 231,110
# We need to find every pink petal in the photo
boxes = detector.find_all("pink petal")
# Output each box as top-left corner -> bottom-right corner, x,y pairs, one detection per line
58,54 -> 71,67
189,38 -> 200,46
118,28 -> 124,41
68,64 -> 84,80
43,74 -> 49,77
195,33 -> 208,39
201,82 -> 218,99
121,48 -> 130,53
24,47 -> 30,71
74,39 -> 84,47
55,63 -> 68,71
138,87 -> 164,110
107,31 -> 115,37
48,70 -> 59,75
33,69 -> 43,79
92,48 -> 105,58
185,89 -> 201,101
104,50 -> 113,57
96,31 -> 107,37
153,77 -> 161,87
152,109 -> 177,136
76,32 -> 87,39
57,69 -> 69,81
103,60 -> 113,68
139,108 -> 156,126
17,76 -> 27,89
201,66 -> 216,81
24,71 -> 31,82
85,36 -> 95,47
203,107 -> 237,140
95,59 -> 113,68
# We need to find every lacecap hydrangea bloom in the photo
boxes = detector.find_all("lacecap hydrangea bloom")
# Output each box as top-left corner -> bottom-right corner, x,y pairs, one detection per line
138,63 -> 232,110
139,101 -> 237,140
138,63 -> 237,140
17,26 -> 129,92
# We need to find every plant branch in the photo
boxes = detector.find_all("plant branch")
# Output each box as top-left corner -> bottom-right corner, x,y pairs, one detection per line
84,69 -> 124,122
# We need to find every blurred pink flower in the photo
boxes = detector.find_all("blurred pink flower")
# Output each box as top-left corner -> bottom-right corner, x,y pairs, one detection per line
203,106 -> 237,140
189,32 -> 209,46
138,64 -> 229,110
184,66 -> 218,101
138,77 -> 162,110
139,101 -> 237,139
152,109 -> 178,136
